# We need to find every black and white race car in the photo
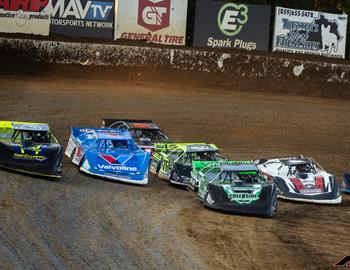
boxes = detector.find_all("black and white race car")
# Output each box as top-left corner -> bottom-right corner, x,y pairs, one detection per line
256,156 -> 342,204
101,119 -> 170,156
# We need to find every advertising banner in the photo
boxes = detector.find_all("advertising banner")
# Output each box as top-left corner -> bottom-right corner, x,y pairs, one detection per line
50,0 -> 114,39
273,6 -> 348,58
192,0 -> 271,51
0,0 -> 51,35
115,0 -> 188,46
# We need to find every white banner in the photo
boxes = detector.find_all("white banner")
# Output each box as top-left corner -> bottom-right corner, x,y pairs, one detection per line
0,0 -> 52,35
115,0 -> 188,46
273,7 -> 348,59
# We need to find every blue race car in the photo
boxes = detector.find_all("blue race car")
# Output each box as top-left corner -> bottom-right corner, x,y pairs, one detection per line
341,172 -> 350,193
65,128 -> 150,185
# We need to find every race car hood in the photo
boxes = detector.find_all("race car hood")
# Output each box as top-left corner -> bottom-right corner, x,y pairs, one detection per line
282,172 -> 332,194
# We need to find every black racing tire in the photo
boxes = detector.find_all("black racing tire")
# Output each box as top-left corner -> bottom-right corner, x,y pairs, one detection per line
71,147 -> 76,161
266,190 -> 278,218
78,156 -> 85,169
156,160 -> 162,173
169,170 -> 175,185
203,192 -> 211,208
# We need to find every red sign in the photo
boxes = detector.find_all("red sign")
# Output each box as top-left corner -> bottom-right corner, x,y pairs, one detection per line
0,0 -> 48,12
138,0 -> 170,32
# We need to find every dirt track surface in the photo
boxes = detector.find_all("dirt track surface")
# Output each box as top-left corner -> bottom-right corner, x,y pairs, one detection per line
0,65 -> 349,270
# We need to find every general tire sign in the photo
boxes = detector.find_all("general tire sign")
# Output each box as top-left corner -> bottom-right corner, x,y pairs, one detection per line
0,0 -> 51,35
273,7 -> 348,59
193,0 -> 271,51
115,0 -> 188,46
50,0 -> 114,39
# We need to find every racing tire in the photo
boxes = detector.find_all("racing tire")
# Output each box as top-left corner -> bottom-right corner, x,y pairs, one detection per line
71,147 -> 76,161
168,171 -> 175,186
266,190 -> 278,218
153,159 -> 162,175
78,155 -> 86,169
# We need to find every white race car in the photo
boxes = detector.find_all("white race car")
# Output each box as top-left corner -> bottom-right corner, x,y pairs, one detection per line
256,156 -> 342,204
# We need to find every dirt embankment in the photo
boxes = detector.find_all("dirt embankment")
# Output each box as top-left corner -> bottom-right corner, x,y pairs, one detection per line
1,37 -> 350,99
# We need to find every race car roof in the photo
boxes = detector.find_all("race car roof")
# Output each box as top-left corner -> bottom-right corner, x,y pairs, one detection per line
95,129 -> 132,140
186,144 -> 218,152
220,164 -> 258,172
282,158 -> 312,166
102,119 -> 160,130
12,122 -> 50,132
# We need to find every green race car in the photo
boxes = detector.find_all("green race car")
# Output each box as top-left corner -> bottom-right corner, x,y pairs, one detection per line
189,160 -> 278,217
149,143 -> 225,186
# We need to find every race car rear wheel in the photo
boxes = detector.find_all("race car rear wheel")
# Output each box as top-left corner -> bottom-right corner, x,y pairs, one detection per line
71,148 -> 76,160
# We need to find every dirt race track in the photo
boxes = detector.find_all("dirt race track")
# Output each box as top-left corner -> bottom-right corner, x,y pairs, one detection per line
0,63 -> 349,270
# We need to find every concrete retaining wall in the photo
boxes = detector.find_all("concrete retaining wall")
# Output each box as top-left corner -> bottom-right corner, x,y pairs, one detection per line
1,38 -> 350,84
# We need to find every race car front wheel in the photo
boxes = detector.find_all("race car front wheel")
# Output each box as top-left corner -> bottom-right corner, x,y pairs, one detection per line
267,191 -> 278,218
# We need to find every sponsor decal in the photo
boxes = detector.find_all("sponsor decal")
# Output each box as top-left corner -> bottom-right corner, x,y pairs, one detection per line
193,0 -> 270,51
13,145 -> 47,161
97,164 -> 138,172
335,255 -> 350,267
273,7 -> 348,58
217,3 -> 248,36
99,154 -> 132,165
50,0 -> 114,39
138,0 -> 170,32
0,0 -> 51,35
223,186 -> 261,204
115,0 -> 187,45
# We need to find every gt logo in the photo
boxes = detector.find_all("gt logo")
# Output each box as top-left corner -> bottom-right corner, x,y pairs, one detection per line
217,3 -> 248,36
138,0 -> 170,32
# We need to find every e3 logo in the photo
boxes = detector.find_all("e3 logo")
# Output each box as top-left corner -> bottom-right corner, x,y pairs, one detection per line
217,3 -> 248,36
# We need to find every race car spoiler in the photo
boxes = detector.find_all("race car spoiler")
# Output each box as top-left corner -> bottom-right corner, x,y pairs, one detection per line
154,143 -> 208,151
0,121 -> 50,132
102,119 -> 159,129
192,160 -> 253,172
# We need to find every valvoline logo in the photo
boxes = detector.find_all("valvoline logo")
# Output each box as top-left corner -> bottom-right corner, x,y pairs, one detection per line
51,0 -> 113,21
98,154 -> 138,172
99,154 -> 132,165
138,0 -> 170,32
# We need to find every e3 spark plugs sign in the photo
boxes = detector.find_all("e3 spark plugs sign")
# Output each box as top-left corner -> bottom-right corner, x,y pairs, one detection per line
115,0 -> 188,45
273,7 -> 348,59
193,0 -> 271,51
0,0 -> 51,35
50,0 -> 114,39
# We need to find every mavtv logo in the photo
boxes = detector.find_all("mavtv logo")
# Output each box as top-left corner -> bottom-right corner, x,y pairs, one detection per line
138,0 -> 170,32
335,256 -> 350,267
51,0 -> 112,20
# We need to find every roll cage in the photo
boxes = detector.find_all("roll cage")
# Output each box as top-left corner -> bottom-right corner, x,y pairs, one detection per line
11,129 -> 53,144
204,166 -> 263,185
106,120 -> 170,143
